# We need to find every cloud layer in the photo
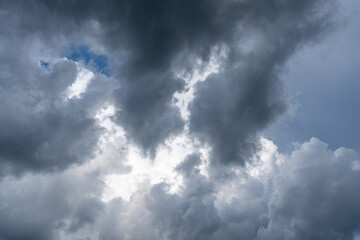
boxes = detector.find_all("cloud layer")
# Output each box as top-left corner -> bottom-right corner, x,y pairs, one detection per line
1,0 -> 336,164
1,138 -> 360,239
1,0 -> 359,239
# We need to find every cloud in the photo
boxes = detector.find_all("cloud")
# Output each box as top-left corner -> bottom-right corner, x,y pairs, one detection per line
256,139 -> 360,240
1,0 -> 336,160
0,7 -> 117,175
100,138 -> 360,240
189,0 -> 336,167
0,0 -> 337,168
1,138 -> 359,240
1,0 -> 231,156
1,1 -> 358,240
0,170 -> 105,240
0,57 -> 106,175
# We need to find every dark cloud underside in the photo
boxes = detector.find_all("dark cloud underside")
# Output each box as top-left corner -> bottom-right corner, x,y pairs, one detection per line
1,0 -> 335,167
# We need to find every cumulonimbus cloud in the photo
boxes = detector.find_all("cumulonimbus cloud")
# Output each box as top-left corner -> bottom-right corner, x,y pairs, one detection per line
1,0 -> 337,171
1,0 -> 358,239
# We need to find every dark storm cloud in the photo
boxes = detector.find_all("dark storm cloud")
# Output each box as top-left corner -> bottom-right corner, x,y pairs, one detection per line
104,0 -> 241,156
0,5 -> 111,174
0,0 -> 233,156
0,56 -> 103,175
0,0 -> 336,164
2,1 -> 359,240
189,0 -> 336,167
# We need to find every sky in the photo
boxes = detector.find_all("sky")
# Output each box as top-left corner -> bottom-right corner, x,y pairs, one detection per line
265,0 -> 360,153
0,0 -> 359,240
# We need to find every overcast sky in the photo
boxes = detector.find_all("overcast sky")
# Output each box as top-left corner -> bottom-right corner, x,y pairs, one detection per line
0,0 -> 359,240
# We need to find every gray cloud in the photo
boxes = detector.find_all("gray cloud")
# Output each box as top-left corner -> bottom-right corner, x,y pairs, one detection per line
0,1 -> 119,174
107,0 -> 242,156
0,56 -> 104,175
0,0 -> 336,164
256,139 -> 360,240
0,169 -> 105,240
189,0 -> 336,167
1,1 -> 358,240
2,138 -> 358,240
101,139 -> 360,240
0,0 -> 234,156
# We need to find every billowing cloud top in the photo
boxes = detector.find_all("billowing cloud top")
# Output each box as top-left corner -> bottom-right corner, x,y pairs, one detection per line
1,0 -> 359,239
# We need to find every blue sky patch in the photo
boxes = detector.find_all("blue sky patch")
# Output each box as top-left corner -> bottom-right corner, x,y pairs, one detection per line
65,45 -> 111,77
40,60 -> 50,69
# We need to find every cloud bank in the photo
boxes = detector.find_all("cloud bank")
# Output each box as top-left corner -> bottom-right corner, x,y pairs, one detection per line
1,138 -> 360,240
1,0 -> 336,166
1,0 -> 359,239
